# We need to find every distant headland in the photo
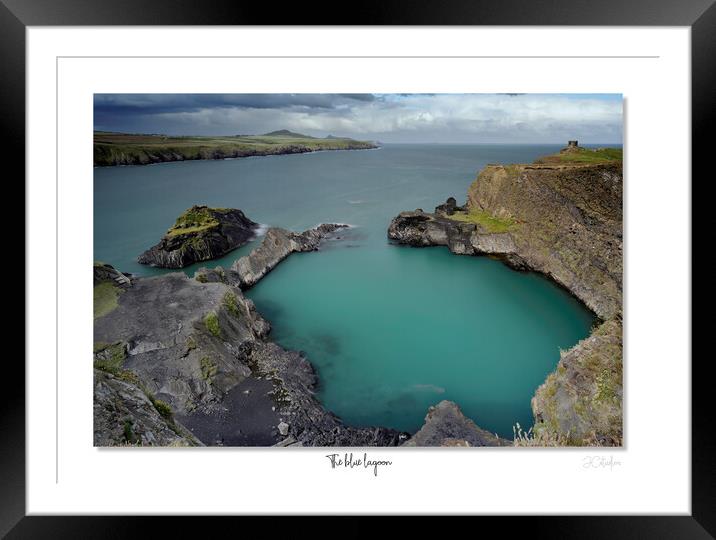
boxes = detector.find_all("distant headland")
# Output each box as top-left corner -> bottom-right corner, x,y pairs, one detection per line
93,130 -> 379,167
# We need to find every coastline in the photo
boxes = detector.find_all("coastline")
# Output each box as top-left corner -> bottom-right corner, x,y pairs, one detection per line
93,145 -> 381,168
387,149 -> 623,446
93,145 -> 622,448
93,131 -> 380,167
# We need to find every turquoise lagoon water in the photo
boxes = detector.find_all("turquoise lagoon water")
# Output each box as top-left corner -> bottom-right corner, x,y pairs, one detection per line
94,144 -> 598,437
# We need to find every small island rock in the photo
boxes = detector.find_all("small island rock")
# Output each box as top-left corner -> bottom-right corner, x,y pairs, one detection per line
138,205 -> 259,268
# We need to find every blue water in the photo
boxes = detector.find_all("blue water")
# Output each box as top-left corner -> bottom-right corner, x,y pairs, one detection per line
94,144 -> 599,437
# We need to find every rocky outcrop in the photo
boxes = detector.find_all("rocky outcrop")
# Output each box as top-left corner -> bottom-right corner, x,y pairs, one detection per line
388,147 -> 623,446
94,261 -> 132,288
93,368 -> 200,447
402,401 -> 509,447
94,274 -> 262,423
231,223 -> 347,288
195,223 -> 348,289
137,206 -> 259,268
434,196 -> 466,216
531,319 -> 623,446
96,222 -> 408,447
387,210 -> 529,270
240,340 -> 407,446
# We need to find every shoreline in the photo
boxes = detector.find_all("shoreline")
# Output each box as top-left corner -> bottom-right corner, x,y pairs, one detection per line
94,145 -> 622,447
93,143 -> 380,168
387,152 -> 623,446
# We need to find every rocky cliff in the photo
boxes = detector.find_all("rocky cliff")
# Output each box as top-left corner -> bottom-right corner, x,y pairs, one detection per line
94,368 -> 200,447
137,205 -> 259,268
95,224 -> 406,447
388,146 -> 623,446
531,318 -> 622,446
466,161 -> 622,320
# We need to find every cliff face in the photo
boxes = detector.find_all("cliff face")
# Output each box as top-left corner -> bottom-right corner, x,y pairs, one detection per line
137,206 -> 259,268
388,149 -> 623,446
467,162 -> 622,320
531,319 -> 623,446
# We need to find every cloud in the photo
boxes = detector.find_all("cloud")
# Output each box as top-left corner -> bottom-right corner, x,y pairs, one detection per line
94,93 -> 623,143
94,93 -> 375,115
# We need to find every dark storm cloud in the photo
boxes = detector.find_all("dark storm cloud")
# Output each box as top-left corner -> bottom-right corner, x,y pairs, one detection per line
94,93 -> 375,116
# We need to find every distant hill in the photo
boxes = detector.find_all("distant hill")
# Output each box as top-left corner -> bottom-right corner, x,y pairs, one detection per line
262,129 -> 314,138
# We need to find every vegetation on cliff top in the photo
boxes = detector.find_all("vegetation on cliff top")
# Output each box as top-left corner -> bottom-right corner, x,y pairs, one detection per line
446,209 -> 517,233
94,131 -> 378,166
166,206 -> 226,237
536,146 -> 623,164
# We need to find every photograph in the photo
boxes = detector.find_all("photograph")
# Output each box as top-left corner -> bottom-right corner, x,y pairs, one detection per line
11,5 -> 706,529
92,93 -> 624,448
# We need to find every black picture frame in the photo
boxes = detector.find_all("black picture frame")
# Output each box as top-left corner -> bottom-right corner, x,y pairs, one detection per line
6,0 -> 712,535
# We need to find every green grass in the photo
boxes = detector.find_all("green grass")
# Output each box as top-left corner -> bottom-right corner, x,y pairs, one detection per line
540,147 -> 623,164
204,311 -> 221,337
94,131 -> 377,166
200,356 -> 219,381
151,399 -> 173,420
93,342 -> 126,372
93,342 -> 141,385
167,206 -> 221,236
94,281 -> 121,319
447,209 -> 516,233
222,291 -> 242,318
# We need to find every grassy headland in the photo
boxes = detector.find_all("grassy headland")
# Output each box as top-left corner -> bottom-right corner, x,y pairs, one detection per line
94,130 -> 378,166
535,146 -> 623,164
446,209 -> 517,233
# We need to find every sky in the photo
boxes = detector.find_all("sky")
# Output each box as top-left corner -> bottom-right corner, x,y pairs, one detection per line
94,93 -> 623,144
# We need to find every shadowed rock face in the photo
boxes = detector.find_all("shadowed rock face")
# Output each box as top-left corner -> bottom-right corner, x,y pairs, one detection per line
93,369 -> 200,447
388,151 -> 623,446
402,401 -> 509,447
137,206 -> 259,268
